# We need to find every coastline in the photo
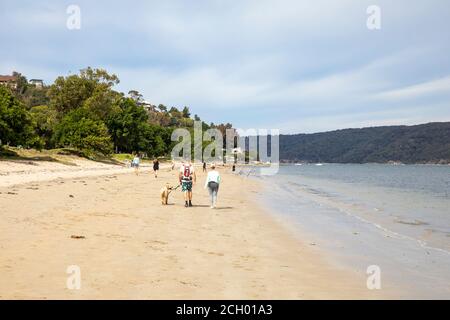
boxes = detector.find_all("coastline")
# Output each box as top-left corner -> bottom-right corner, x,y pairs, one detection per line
251,164 -> 450,299
0,159 -> 387,299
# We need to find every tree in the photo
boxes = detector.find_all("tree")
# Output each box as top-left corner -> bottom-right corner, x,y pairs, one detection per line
0,86 -> 41,149
23,86 -> 50,109
182,106 -> 191,118
29,105 -> 58,149
48,67 -> 119,116
106,98 -> 174,156
53,108 -> 113,156
106,98 -> 150,153
128,90 -> 144,104
84,87 -> 121,119
169,106 -> 182,119
157,104 -> 168,113
12,71 -> 29,96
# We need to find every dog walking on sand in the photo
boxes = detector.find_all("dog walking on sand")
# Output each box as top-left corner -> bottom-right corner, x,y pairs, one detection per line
160,183 -> 179,205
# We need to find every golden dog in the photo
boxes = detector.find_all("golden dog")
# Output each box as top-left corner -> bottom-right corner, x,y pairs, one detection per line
160,183 -> 174,205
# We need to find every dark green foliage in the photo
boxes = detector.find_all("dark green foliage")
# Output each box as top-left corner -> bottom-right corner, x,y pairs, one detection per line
0,86 -> 41,149
48,67 -> 120,116
106,98 -> 174,156
53,108 -> 113,157
3,67 -> 233,159
29,105 -> 58,149
279,123 -> 450,164
107,98 -> 148,153
5,72 -> 50,109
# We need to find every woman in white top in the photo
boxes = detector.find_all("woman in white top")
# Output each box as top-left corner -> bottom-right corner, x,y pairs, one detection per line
204,164 -> 221,208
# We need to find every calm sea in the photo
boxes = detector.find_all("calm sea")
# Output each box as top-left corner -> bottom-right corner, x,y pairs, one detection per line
243,164 -> 450,298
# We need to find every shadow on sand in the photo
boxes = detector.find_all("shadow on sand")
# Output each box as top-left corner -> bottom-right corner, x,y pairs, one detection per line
0,147 -> 122,166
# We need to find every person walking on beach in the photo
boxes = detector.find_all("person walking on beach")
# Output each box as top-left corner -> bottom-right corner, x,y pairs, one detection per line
204,163 -> 221,209
153,158 -> 159,178
132,154 -> 140,176
203,161 -> 207,173
179,161 -> 196,207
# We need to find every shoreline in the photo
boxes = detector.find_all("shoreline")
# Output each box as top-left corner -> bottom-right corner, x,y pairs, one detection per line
0,159 -> 388,299
251,165 -> 450,299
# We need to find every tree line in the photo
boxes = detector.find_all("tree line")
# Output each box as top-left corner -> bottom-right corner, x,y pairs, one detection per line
279,122 -> 450,164
0,67 -> 233,158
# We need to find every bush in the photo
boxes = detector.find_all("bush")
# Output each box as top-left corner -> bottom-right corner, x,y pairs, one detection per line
53,108 -> 113,157
29,105 -> 58,149
0,86 -> 41,149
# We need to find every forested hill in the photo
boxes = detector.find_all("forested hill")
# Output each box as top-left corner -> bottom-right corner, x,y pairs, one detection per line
279,122 -> 450,164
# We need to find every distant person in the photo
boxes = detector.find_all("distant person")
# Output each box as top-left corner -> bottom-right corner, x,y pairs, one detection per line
179,161 -> 196,207
203,161 -> 207,173
232,164 -> 236,172
171,161 -> 175,171
132,154 -> 140,176
153,158 -> 159,178
204,164 -> 221,209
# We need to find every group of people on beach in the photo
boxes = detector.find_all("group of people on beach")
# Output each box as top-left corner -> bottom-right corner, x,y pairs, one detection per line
131,154 -> 159,178
131,154 -> 222,208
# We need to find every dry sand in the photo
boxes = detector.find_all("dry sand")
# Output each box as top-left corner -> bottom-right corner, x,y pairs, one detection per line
0,158 -> 386,299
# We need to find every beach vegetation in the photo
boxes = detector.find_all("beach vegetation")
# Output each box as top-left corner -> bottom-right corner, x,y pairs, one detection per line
0,85 -> 42,150
53,107 -> 113,157
1,67 -> 235,160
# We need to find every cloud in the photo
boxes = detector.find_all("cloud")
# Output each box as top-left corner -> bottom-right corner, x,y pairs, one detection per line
1,0 -> 450,132
374,76 -> 450,101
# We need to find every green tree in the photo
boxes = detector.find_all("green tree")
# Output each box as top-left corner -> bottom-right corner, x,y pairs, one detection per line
84,87 -> 121,119
23,86 -> 50,109
0,86 -> 41,149
182,106 -> 190,118
12,71 -> 29,96
29,105 -> 58,149
157,104 -> 168,113
169,106 -> 182,119
48,67 -> 119,116
128,90 -> 144,104
53,108 -> 113,156
106,98 -> 150,153
141,124 -> 173,156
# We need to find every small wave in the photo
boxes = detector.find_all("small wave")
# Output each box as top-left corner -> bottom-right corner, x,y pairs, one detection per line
273,178 -> 450,256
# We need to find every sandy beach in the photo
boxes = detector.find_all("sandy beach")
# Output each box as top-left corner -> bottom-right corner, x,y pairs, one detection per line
0,158 -> 386,299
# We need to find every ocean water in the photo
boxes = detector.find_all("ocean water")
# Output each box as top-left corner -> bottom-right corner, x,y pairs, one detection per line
244,164 -> 450,299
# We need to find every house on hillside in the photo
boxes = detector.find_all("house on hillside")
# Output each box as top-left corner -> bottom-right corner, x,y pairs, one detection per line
0,74 -> 18,89
29,79 -> 44,88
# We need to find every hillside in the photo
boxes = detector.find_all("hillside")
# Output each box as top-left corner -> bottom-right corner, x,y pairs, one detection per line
279,122 -> 450,164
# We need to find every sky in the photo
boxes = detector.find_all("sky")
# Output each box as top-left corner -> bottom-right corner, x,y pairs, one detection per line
1,0 -> 450,134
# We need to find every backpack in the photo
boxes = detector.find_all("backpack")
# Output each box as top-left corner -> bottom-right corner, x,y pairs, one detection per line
182,164 -> 192,179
